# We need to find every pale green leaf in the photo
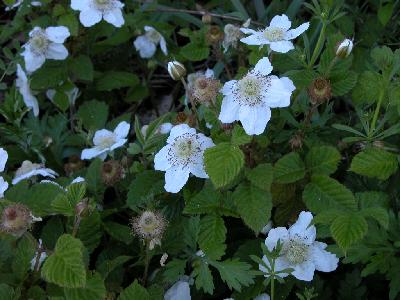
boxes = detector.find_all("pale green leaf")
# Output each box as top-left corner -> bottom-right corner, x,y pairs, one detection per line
64,272 -> 106,300
331,214 -> 368,249
117,280 -> 150,300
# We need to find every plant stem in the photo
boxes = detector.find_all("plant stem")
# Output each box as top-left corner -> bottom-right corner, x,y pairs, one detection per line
271,275 -> 275,300
309,21 -> 327,68
370,88 -> 385,136
142,241 -> 151,286
72,215 -> 82,237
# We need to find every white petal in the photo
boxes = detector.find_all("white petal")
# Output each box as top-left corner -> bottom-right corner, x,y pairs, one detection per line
259,255 -> 289,278
159,123 -> 173,134
93,129 -> 114,146
134,36 -> 156,58
154,145 -> 172,171
198,134 -> 215,150
218,95 -> 240,123
269,14 -> 291,30
164,167 -> 190,193
144,26 -> 156,32
71,0 -> 87,10
164,280 -> 191,300
190,162 -> 208,179
167,124 -> 196,144
0,148 -> 8,172
22,48 -> 45,73
265,77 -> 294,108
0,176 -> 8,198
253,57 -> 273,76
254,294 -> 271,300
220,80 -> 237,96
16,65 -> 39,116
239,105 -> 271,135
71,177 -> 85,184
240,33 -> 268,46
159,36 -> 168,55
81,147 -> 106,160
269,41 -> 294,53
45,43 -> 68,60
114,121 -> 130,139
204,69 -> 214,78
265,227 -> 289,251
109,138 -> 127,151
285,22 -> 310,40
311,241 -> 339,272
240,28 -> 257,35
79,8 -> 103,27
46,89 -> 56,101
34,168 -> 58,178
45,26 -> 70,43
103,8 -> 125,27
288,211 -> 316,244
291,260 -> 315,281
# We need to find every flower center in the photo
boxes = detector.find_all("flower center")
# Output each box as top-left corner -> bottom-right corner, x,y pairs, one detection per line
168,133 -> 203,168
284,239 -> 309,265
234,74 -> 270,106
146,29 -> 161,44
97,135 -> 116,150
29,30 -> 49,55
174,139 -> 195,159
263,27 -> 285,42
93,0 -> 112,10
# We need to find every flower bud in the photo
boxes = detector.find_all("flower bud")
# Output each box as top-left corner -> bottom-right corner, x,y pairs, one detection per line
167,61 -> 186,81
308,78 -> 332,105
0,204 -> 36,237
101,160 -> 124,186
201,14 -> 212,24
336,38 -> 353,58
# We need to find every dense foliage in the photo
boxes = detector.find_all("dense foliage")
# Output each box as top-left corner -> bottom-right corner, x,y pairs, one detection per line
0,0 -> 400,299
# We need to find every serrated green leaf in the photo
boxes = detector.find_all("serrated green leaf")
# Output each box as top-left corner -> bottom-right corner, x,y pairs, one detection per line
350,148 -> 398,180
233,184 -> 272,232
331,214 -> 368,249
103,222 -> 133,245
41,234 -> 86,288
211,259 -> 255,292
198,214 -> 226,259
193,260 -> 214,294
163,259 -> 186,284
351,71 -> 382,105
360,207 -> 389,229
274,152 -> 305,183
118,280 -> 150,300
180,43 -> 210,61
0,284 -> 15,300
231,125 -> 252,146
303,175 -> 357,213
204,143 -> 244,188
245,163 -> 273,191
96,71 -> 139,91
69,55 -> 93,81
331,71 -> 358,96
305,146 -> 341,175
64,272 -> 106,300
77,100 -> 109,131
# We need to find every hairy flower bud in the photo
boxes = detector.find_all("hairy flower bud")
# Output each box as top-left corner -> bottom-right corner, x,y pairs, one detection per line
190,76 -> 221,106
0,204 -> 38,237
131,210 -> 167,249
308,78 -> 332,105
168,61 -> 186,81
336,38 -> 353,58
201,14 -> 212,24
101,160 -> 124,186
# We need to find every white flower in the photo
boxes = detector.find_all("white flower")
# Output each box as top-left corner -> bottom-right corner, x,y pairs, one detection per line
134,26 -> 168,59
219,57 -> 295,135
259,211 -> 339,282
71,176 -> 85,184
71,0 -> 124,28
0,148 -> 7,172
21,26 -> 70,73
159,123 -> 173,134
223,24 -> 243,52
240,14 -> 309,53
81,121 -> 130,160
46,86 -> 80,106
336,38 -> 353,58
0,177 -> 8,199
30,239 -> 47,271
16,64 -> 39,116
12,160 -> 58,185
164,280 -> 191,300
154,124 -> 214,193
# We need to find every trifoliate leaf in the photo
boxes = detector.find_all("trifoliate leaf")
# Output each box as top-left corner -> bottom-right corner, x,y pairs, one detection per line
274,152 -> 305,183
303,175 -> 357,213
350,148 -> 398,180
233,183 -> 272,233
305,145 -> 341,176
204,143 -> 244,188
41,234 -> 86,288
64,272 -> 106,300
117,280 -> 150,300
331,214 -> 368,249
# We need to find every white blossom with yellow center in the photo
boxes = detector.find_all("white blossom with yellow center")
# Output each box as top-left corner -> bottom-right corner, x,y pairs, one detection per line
12,160 -> 58,185
259,211 -> 339,281
154,124 -> 214,193
219,57 -> 295,135
240,14 -> 309,53
134,26 -> 168,59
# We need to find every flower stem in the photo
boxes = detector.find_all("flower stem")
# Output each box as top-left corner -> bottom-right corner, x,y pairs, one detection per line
309,21 -> 327,68
72,215 -> 81,237
370,88 -> 385,137
142,241 -> 151,286
271,275 -> 275,300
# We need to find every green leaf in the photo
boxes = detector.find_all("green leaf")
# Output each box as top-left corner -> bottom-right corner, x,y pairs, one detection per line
231,125 -> 252,146
230,0 -> 250,19
0,284 -> 15,300
118,280 -> 150,300
233,184 -> 272,232
41,234 -> 86,288
350,148 -> 398,180
330,214 -> 368,249
58,13 -> 79,36
103,222 -> 133,245
303,175 -> 357,213
273,152 -> 305,183
360,207 -> 389,229
245,163 -> 273,191
331,71 -> 358,96
97,256 -> 132,279
163,259 -> 186,284
378,3 -> 394,26
204,143 -> 244,188
180,43 -> 210,61
305,146 -> 341,175
12,235 -> 36,280
351,71 -> 382,105
69,55 -> 94,81
85,158 -> 104,195
64,272 -> 106,300
30,62 -> 68,89
198,214 -> 226,259
193,260 -> 214,294
96,71 -> 139,91
77,100 -> 109,131
211,259 -> 255,292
